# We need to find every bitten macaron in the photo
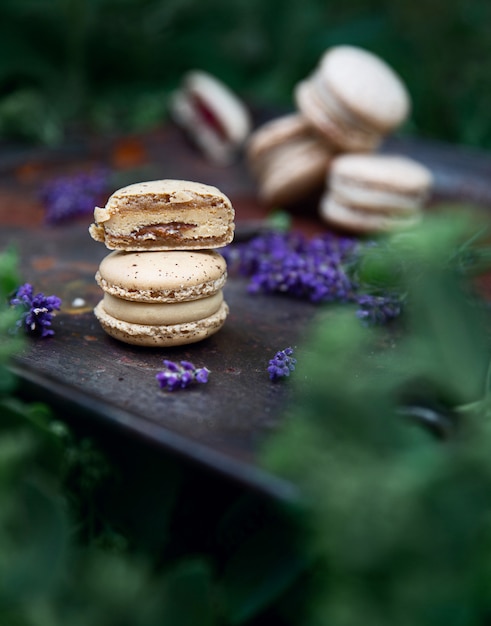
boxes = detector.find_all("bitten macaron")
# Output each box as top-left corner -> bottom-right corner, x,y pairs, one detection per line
246,113 -> 333,207
93,249 -> 229,346
170,70 -> 252,165
295,45 -> 410,153
320,153 -> 433,233
89,179 -> 235,252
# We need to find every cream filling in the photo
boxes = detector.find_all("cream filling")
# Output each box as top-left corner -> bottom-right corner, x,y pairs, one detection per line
94,205 -> 232,240
101,290 -> 224,325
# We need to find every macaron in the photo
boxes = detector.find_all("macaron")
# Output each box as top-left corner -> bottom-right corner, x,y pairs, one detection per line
319,153 -> 433,233
294,45 -> 410,153
170,70 -> 252,165
246,113 -> 333,206
93,249 -> 229,346
89,179 -> 235,251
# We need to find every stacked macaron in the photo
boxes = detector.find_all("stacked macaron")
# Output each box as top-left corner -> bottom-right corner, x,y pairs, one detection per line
294,45 -> 410,154
89,179 -> 235,346
246,113 -> 333,207
247,45 -> 433,233
320,154 -> 433,233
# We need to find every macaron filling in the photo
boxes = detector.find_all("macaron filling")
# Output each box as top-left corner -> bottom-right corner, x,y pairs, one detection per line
90,180 -> 235,250
101,290 -> 224,325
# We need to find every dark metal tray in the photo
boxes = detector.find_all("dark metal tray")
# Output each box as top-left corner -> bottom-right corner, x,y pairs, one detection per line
3,123 -> 491,500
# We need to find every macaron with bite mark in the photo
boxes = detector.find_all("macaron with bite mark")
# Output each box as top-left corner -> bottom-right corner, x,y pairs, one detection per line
89,179 -> 235,252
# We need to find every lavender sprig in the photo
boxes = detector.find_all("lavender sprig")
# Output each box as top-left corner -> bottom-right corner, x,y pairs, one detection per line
156,360 -> 210,391
10,283 -> 62,337
223,231 -> 404,325
40,168 -> 109,224
268,347 -> 297,381
223,231 -> 359,304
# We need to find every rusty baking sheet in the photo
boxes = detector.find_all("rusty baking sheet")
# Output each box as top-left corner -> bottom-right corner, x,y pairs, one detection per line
3,122 -> 491,500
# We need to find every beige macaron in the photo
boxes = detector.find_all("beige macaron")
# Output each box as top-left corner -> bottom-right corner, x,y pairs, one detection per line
320,153 -> 433,233
170,70 -> 252,165
295,45 -> 410,153
246,113 -> 333,206
93,249 -> 229,346
89,179 -> 235,251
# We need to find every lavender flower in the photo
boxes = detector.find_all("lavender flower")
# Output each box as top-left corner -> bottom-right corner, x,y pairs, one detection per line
223,231 -> 359,304
356,293 -> 403,326
40,168 -> 109,224
268,347 -> 297,381
156,360 -> 210,391
10,283 -> 62,337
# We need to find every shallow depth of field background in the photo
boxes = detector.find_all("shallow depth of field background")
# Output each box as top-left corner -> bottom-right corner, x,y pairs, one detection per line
0,0 -> 490,148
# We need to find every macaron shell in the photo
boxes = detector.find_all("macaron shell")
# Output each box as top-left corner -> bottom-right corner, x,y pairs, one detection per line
320,195 -> 421,233
331,154 -> 433,194
102,290 -> 224,325
170,90 -> 237,164
246,113 -> 318,163
320,46 -> 410,132
329,154 -> 432,215
94,298 -> 229,347
179,70 -> 252,145
295,79 -> 380,153
96,249 -> 227,303
257,137 -> 332,206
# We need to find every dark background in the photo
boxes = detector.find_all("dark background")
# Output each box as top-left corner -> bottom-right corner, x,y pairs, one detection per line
1,0 -> 490,148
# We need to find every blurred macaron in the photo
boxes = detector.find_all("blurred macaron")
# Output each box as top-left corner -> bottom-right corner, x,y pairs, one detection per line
295,45 -> 410,153
320,153 -> 433,233
170,70 -> 252,165
246,113 -> 333,207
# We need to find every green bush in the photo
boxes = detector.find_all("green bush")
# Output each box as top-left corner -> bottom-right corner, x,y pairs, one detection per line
0,0 -> 490,146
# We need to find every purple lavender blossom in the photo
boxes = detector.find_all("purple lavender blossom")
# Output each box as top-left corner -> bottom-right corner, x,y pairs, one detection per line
10,283 -> 62,337
40,168 -> 109,224
268,347 -> 297,381
156,360 -> 210,391
222,231 -> 358,303
356,293 -> 403,326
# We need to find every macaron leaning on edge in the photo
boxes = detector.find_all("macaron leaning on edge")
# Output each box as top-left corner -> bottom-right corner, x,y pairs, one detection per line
320,153 -> 433,233
170,69 -> 252,165
93,249 -> 229,346
246,113 -> 333,206
89,179 -> 235,251
294,45 -> 411,153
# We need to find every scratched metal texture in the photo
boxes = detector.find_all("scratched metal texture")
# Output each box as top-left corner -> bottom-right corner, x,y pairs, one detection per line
2,119 -> 491,499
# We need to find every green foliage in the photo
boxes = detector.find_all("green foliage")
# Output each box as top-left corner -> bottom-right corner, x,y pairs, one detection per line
0,0 -> 491,145
6,211 -> 491,625
263,211 -> 491,625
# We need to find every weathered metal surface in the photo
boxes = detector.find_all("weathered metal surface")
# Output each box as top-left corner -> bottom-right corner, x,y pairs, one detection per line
2,120 -> 491,499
